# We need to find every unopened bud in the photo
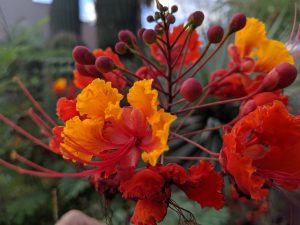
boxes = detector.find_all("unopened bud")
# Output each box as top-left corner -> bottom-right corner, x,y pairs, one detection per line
229,13 -> 247,33
171,5 -> 178,13
180,78 -> 203,102
207,25 -> 224,43
147,15 -> 155,22
143,29 -> 157,44
138,28 -> 146,38
75,63 -> 100,77
155,0 -> 164,11
118,30 -> 137,46
260,63 -> 297,91
240,57 -> 255,74
72,46 -> 95,65
115,42 -> 127,55
166,14 -> 176,24
188,11 -> 204,28
154,12 -> 161,20
227,44 -> 241,63
95,56 -> 115,73
240,100 -> 257,116
155,24 -> 163,35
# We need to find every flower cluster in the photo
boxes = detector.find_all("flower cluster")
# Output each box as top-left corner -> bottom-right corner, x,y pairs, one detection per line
1,1 -> 300,224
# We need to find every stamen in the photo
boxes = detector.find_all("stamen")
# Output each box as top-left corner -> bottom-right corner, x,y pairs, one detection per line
15,77 -> 57,126
0,113 -> 57,153
27,108 -> 52,137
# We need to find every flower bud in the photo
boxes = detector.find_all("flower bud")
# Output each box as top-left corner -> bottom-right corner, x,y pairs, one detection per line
72,46 -> 95,65
188,11 -> 204,28
76,64 -> 100,77
155,24 -> 163,35
143,29 -> 157,44
155,0 -> 164,11
240,100 -> 257,116
227,44 -> 241,63
154,12 -> 161,20
147,15 -> 155,22
138,28 -> 146,38
115,42 -> 127,55
229,13 -> 247,33
180,78 -> 203,102
171,5 -> 178,13
166,14 -> 176,24
95,56 -> 115,73
240,57 -> 255,74
207,25 -> 224,43
118,30 -> 137,46
260,63 -> 297,91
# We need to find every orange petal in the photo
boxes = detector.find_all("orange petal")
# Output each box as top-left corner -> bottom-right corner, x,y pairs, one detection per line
76,78 -> 123,119
235,18 -> 267,58
61,116 -> 104,161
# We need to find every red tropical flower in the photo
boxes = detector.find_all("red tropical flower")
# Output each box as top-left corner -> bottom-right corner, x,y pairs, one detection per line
220,101 -> 300,200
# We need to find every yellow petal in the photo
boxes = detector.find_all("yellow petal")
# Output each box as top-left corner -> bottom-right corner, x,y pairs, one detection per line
61,116 -> 104,161
255,39 -> 294,72
127,79 -> 158,123
142,109 -> 177,166
76,78 -> 123,119
235,18 -> 267,58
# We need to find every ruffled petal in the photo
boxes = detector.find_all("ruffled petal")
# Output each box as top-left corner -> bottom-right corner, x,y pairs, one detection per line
76,79 -> 123,119
180,161 -> 225,209
235,18 -> 267,58
61,116 -> 104,161
56,97 -> 79,122
127,79 -> 158,123
131,200 -> 167,225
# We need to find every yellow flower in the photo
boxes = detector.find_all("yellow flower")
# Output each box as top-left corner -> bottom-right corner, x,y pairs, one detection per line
235,18 -> 294,72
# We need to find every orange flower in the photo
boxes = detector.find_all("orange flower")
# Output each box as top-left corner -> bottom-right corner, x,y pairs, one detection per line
52,78 -> 67,95
59,79 -> 176,170
235,18 -> 294,72
220,101 -> 300,200
150,24 -> 201,67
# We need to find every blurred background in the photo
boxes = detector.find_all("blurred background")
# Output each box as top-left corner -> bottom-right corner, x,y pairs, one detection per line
0,0 -> 299,224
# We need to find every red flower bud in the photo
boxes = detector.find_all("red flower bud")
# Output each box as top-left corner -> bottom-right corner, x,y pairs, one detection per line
240,57 -> 255,74
95,56 -> 115,73
171,5 -> 178,13
72,46 -> 95,65
118,30 -> 137,46
147,15 -> 155,22
155,24 -> 163,35
188,11 -> 204,28
227,44 -> 241,63
207,25 -> 224,43
180,78 -> 203,102
166,14 -> 176,24
115,42 -> 127,55
75,63 -> 100,77
138,28 -> 146,38
260,63 -> 297,91
229,13 -> 247,33
143,29 -> 157,44
240,100 -> 257,116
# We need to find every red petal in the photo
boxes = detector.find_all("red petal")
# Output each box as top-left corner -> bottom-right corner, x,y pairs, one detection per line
119,168 -> 166,201
180,161 -> 225,209
131,200 -> 167,225
56,97 -> 79,122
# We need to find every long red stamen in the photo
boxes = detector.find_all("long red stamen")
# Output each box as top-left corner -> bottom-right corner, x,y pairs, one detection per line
27,108 -> 52,137
0,113 -> 57,153
11,151 -> 57,172
15,77 -> 57,126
